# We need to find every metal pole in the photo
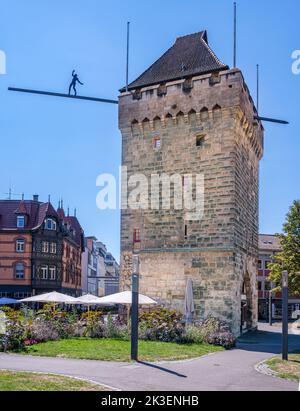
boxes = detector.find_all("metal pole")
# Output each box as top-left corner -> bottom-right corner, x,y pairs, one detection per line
256,64 -> 259,113
126,22 -> 130,92
269,291 -> 273,326
282,270 -> 289,361
131,254 -> 139,361
233,2 -> 237,68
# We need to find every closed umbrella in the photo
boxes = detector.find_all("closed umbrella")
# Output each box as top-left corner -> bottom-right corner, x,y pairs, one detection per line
185,279 -> 195,325
0,297 -> 21,305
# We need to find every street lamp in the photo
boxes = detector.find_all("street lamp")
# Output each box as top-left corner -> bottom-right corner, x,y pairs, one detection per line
131,254 -> 140,361
282,270 -> 289,361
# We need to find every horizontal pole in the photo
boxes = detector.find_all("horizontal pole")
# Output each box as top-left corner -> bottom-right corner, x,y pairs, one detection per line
254,116 -> 289,125
8,87 -> 118,105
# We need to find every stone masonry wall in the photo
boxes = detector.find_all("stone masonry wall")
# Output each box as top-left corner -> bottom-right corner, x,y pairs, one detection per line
119,69 -> 263,335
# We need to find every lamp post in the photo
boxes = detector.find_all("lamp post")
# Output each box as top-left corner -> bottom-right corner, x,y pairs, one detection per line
269,291 -> 273,326
282,270 -> 289,361
131,254 -> 140,361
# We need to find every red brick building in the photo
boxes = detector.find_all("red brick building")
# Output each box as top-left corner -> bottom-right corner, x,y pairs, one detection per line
0,196 -> 84,298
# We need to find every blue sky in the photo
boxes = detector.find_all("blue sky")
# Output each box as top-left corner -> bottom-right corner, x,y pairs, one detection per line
0,0 -> 299,260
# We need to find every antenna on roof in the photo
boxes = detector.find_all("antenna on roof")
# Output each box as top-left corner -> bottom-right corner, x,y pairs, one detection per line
48,194 -> 51,203
233,2 -> 237,68
67,207 -> 70,217
74,208 -> 77,217
126,22 -> 130,92
256,64 -> 259,112
21,193 -> 24,201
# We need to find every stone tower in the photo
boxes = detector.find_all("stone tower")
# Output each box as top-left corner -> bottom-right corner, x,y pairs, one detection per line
118,31 -> 264,336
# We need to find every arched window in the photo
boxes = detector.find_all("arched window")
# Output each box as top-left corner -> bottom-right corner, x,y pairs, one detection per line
44,218 -> 57,231
153,116 -> 161,130
15,263 -> 25,279
212,104 -> 222,120
200,107 -> 209,121
188,109 -> 197,125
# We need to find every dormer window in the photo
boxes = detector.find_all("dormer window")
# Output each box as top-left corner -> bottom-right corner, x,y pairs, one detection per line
17,215 -> 25,228
45,218 -> 57,231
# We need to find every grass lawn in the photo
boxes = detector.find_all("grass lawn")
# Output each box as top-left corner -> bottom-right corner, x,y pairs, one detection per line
0,370 -> 108,391
266,354 -> 300,381
20,338 -> 223,362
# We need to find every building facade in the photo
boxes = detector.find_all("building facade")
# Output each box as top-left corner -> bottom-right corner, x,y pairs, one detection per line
0,196 -> 84,298
119,31 -> 264,335
258,234 -> 300,320
81,238 -> 120,297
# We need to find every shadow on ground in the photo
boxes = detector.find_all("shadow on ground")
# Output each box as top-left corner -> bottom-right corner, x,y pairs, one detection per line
237,328 -> 300,354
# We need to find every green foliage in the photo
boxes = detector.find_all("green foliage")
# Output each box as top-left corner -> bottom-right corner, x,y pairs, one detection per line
269,200 -> 300,296
139,307 -> 184,342
103,316 -> 129,340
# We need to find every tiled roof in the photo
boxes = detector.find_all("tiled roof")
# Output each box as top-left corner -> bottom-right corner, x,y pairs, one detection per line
0,200 -> 41,230
123,30 -> 228,91
259,234 -> 282,251
0,199 -> 84,249
63,216 -> 84,249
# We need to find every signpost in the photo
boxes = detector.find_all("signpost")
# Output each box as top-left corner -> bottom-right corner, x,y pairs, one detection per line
282,270 -> 289,361
131,254 -> 140,361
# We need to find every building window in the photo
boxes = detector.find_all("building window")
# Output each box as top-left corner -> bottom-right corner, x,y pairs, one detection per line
42,241 -> 49,253
258,260 -> 262,269
265,260 -> 271,270
265,281 -> 271,291
49,266 -> 56,280
16,239 -> 25,253
41,266 -> 48,280
257,281 -> 262,291
15,263 -> 25,279
153,137 -> 161,150
45,218 -> 57,231
17,215 -> 25,228
50,242 -> 57,254
133,228 -> 141,243
196,134 -> 205,147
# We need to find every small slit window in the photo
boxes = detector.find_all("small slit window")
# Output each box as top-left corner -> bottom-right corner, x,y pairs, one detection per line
153,137 -> 161,150
133,228 -> 141,243
196,135 -> 205,148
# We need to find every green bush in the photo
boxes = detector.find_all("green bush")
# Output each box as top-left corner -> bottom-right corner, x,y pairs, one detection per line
139,307 -> 184,342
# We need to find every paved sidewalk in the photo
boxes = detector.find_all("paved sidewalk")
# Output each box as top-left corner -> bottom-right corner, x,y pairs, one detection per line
0,324 -> 299,391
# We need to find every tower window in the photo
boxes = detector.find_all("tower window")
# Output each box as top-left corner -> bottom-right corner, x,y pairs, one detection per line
133,228 -> 141,243
196,135 -> 205,147
153,137 -> 161,150
184,225 -> 188,240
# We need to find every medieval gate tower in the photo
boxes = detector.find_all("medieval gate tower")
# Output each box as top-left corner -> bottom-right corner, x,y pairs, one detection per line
118,31 -> 263,335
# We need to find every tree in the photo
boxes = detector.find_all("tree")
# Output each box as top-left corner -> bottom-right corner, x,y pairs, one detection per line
269,200 -> 300,296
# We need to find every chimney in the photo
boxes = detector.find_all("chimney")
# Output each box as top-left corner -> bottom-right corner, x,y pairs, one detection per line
33,194 -> 39,202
